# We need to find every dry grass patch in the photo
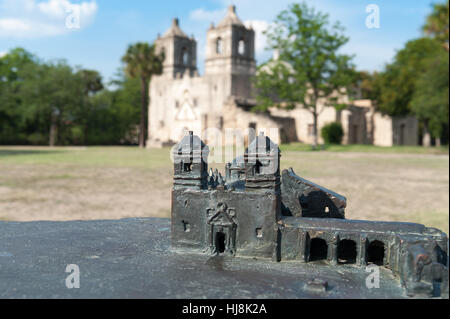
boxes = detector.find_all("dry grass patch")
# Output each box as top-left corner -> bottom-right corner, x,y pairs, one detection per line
0,146 -> 448,234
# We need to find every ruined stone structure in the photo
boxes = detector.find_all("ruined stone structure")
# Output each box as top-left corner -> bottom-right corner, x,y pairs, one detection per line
147,5 -> 418,147
171,132 -> 448,297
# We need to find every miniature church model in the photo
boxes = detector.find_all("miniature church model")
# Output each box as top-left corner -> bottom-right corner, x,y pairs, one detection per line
171,132 -> 448,297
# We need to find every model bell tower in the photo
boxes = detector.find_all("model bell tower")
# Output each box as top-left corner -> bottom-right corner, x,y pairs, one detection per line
244,132 -> 281,194
173,131 -> 209,190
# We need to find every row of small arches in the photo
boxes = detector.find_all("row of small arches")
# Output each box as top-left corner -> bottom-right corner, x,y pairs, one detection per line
309,238 -> 385,265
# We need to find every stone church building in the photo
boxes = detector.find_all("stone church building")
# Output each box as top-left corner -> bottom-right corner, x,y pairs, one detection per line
147,5 -> 418,148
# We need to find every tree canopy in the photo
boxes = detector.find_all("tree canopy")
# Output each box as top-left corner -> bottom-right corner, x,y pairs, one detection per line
410,48 -> 449,139
0,48 -> 142,146
374,37 -> 443,117
423,0 -> 449,51
349,1 -> 449,145
253,2 -> 355,147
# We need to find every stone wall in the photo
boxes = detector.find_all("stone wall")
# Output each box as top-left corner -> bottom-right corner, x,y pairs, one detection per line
222,98 -> 283,145
372,113 -> 418,146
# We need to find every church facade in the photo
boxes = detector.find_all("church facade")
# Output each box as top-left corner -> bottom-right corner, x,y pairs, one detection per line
147,5 -> 264,147
147,6 -> 418,147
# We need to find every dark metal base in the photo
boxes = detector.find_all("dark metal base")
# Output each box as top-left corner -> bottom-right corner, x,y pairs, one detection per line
0,218 -> 434,299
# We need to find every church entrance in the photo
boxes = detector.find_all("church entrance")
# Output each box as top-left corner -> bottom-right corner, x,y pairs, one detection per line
212,226 -> 234,255
215,232 -> 226,253
207,202 -> 237,255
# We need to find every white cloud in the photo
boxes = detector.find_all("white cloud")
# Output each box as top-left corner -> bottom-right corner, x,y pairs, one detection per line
0,50 -> 7,57
0,0 -> 98,38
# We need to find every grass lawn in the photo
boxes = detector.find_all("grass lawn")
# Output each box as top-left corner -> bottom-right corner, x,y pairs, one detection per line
0,144 -> 448,234
280,142 -> 450,154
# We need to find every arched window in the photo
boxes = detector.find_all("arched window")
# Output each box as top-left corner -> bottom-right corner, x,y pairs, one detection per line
216,37 -> 223,54
182,48 -> 189,65
238,38 -> 245,55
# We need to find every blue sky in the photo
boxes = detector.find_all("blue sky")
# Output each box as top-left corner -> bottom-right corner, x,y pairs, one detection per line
0,0 -> 438,84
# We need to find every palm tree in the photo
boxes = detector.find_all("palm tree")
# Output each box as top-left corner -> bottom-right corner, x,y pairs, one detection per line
122,42 -> 164,148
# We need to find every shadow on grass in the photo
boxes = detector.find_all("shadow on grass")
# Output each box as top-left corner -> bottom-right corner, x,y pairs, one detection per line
0,149 -> 67,157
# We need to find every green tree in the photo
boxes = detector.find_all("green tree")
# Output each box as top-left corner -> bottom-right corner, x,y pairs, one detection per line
77,69 -> 103,96
0,48 -> 40,144
410,50 -> 449,146
121,42 -> 164,148
423,0 -> 449,51
253,2 -> 355,148
99,70 -> 141,145
19,60 -> 85,146
75,69 -> 104,144
71,74 -> 141,146
374,38 -> 443,117
0,47 -> 144,146
348,71 -> 380,101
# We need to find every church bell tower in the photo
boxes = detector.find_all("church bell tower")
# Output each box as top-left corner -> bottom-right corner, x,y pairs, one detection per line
155,18 -> 197,78
204,5 -> 256,98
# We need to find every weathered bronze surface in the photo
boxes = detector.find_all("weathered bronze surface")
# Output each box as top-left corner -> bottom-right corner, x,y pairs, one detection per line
0,218 -> 418,298
171,132 -> 449,298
